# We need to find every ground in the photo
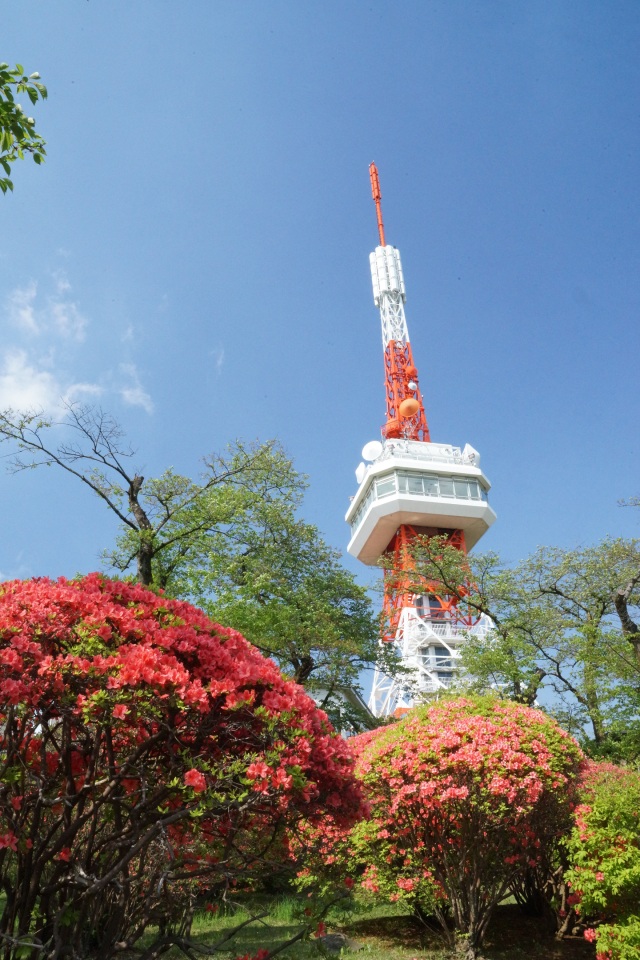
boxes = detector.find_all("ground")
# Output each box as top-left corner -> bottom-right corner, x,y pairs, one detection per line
146,896 -> 597,960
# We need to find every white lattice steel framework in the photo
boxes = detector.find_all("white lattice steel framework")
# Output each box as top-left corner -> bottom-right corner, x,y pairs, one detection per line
368,606 -> 494,718
369,244 -> 409,347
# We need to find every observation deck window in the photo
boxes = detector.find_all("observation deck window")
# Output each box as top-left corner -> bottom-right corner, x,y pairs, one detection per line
439,478 -> 454,497
408,476 -> 424,495
375,476 -> 396,498
351,469 -> 488,531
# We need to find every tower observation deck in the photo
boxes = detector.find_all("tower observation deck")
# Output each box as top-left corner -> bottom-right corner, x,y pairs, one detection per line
347,164 -> 496,718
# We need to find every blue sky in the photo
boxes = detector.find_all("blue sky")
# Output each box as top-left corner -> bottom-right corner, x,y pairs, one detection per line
1,2 -> 639,600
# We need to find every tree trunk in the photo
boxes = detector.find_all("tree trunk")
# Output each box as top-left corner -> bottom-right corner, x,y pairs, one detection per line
136,539 -> 154,587
453,932 -> 482,960
127,476 -> 155,587
292,655 -> 315,684
614,584 -> 640,667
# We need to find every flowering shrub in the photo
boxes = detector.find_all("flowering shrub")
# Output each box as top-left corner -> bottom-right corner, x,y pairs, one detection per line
0,574 -> 364,959
305,696 -> 582,960
565,762 -> 640,960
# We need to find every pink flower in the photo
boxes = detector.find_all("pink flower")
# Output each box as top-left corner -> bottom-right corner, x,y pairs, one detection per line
246,761 -> 271,781
397,876 -> 415,892
584,928 -> 598,943
184,769 -> 207,793
0,832 -> 18,851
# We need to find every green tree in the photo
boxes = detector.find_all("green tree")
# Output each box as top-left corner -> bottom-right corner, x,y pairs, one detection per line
613,498 -> 640,666
0,404 -> 298,588
0,403 -> 386,723
398,535 -> 640,758
163,505 -> 387,728
565,762 -> 640,960
0,62 -> 46,193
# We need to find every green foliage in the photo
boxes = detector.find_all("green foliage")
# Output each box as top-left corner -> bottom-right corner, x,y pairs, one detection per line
403,535 -> 640,760
166,502 -> 384,726
0,62 -> 46,193
105,436 -> 303,588
106,441 -> 385,721
0,404 -> 388,726
565,763 -> 640,960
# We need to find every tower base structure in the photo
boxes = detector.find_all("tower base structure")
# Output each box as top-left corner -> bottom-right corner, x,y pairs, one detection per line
368,605 -> 493,717
346,437 -> 496,719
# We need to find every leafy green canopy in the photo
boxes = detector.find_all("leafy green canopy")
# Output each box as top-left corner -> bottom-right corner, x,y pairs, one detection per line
0,62 -> 46,193
398,534 -> 640,760
105,438 -> 386,721
566,762 -> 640,960
0,404 -> 387,727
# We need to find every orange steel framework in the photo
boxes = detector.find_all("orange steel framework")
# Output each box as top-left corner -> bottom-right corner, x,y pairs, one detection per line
369,163 -> 468,641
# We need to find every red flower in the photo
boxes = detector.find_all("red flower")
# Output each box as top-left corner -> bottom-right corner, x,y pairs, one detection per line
184,769 -> 207,793
0,573 -> 365,952
0,832 -> 18,851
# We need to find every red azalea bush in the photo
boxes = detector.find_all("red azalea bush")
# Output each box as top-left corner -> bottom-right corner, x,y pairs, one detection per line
302,696 -> 583,960
0,574 -> 364,959
565,762 -> 640,960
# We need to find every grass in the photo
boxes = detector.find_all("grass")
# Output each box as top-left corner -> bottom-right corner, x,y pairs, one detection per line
142,894 -> 597,960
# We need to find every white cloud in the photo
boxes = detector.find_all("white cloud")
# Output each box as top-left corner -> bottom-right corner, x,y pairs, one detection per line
119,362 -> 154,414
0,349 -> 61,412
8,281 -> 38,333
0,348 -> 103,414
64,381 -> 104,403
5,274 -> 87,341
49,299 -> 87,341
1,266 -> 149,417
54,272 -> 72,295
48,271 -> 87,341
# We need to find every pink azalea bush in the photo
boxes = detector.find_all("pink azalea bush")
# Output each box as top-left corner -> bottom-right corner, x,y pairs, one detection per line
565,762 -> 640,960
302,696 -> 583,960
0,574 -> 364,959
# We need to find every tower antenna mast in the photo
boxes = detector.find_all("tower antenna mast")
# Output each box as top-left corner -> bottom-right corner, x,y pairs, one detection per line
369,162 -> 386,246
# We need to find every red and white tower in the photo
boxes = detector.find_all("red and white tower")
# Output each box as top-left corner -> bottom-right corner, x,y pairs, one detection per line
346,164 -> 496,718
